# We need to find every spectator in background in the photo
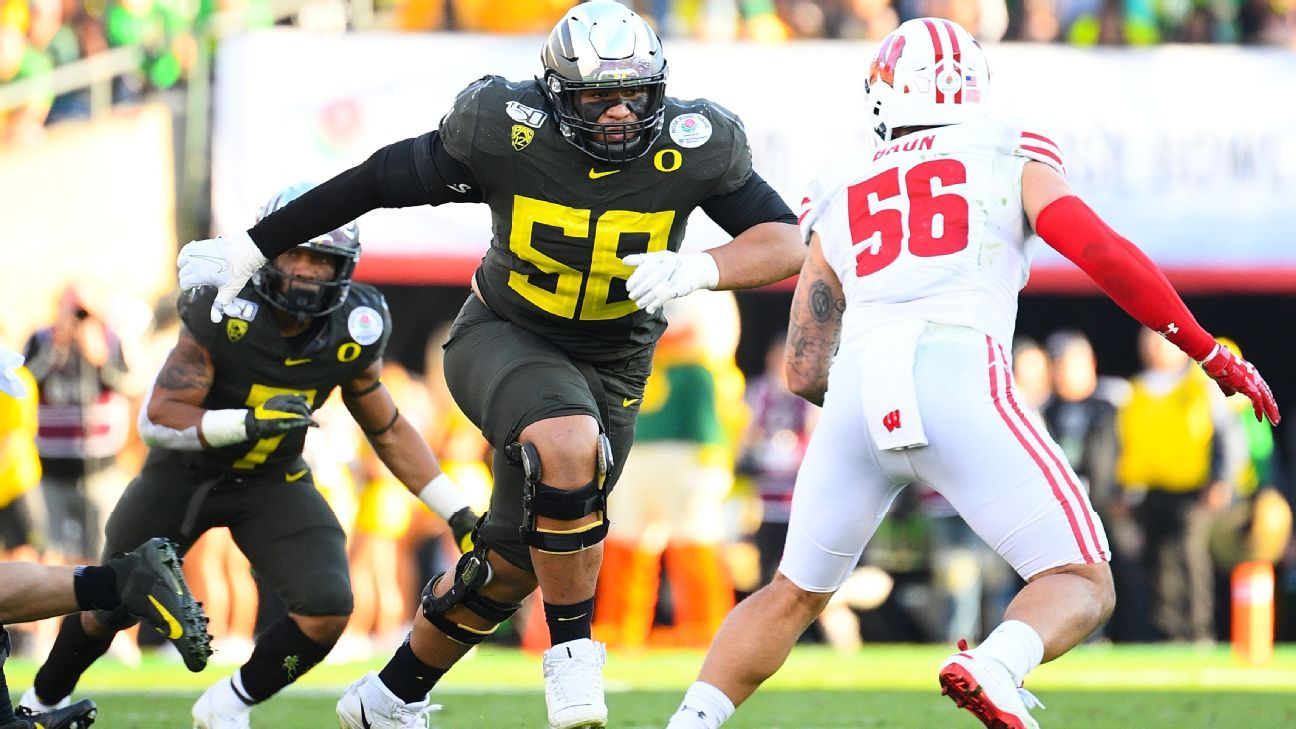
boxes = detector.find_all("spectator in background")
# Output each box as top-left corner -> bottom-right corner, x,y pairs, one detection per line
738,335 -> 817,588
1043,332 -> 1120,528
25,0 -> 80,122
1118,327 -> 1245,642
1017,0 -> 1062,40
23,284 -> 131,562
595,290 -> 745,651
1,0 -> 53,146
1237,0 -> 1296,45
1066,0 -> 1160,44
1041,330 -> 1148,641
104,0 -> 197,99
1207,337 -> 1290,640
0,353 -> 42,556
1010,337 -> 1051,419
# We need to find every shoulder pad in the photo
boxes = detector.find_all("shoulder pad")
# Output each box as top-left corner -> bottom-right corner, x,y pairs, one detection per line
662,97 -> 752,194
663,97 -> 746,146
177,286 -> 220,345
338,283 -> 392,357
441,76 -> 551,162
1013,127 -> 1067,177
342,283 -> 389,317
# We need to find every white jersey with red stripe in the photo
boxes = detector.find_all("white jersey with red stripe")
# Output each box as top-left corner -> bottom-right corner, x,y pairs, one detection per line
777,120 -> 1107,591
798,118 -> 1066,351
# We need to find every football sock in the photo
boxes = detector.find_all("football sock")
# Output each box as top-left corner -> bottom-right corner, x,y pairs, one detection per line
975,620 -> 1044,684
33,614 -> 113,705
237,617 -> 332,703
668,681 -> 735,729
544,596 -> 595,646
378,637 -> 448,703
72,565 -> 121,612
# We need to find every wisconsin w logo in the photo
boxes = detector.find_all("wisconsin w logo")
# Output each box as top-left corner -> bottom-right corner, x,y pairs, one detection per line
882,409 -> 902,433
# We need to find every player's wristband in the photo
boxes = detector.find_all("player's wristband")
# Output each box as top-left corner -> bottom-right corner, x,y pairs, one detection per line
1197,343 -> 1223,366
200,409 -> 250,448
418,473 -> 469,520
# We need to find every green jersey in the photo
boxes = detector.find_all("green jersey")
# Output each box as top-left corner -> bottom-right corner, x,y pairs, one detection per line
178,283 -> 390,476
440,76 -> 753,363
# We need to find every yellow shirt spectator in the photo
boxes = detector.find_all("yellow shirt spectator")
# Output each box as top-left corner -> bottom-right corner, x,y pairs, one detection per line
0,366 -> 41,508
1117,367 -> 1214,493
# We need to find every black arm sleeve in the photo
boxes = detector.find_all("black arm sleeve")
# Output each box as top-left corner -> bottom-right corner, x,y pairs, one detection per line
699,171 -> 797,239
247,130 -> 481,260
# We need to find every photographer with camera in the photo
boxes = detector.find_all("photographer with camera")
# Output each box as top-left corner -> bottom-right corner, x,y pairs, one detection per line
23,284 -> 131,562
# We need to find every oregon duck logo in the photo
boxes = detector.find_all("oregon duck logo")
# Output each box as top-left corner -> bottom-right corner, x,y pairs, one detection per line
511,124 -> 534,151
226,319 -> 248,343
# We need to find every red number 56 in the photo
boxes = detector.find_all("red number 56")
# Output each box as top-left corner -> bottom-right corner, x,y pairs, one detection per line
847,159 -> 970,277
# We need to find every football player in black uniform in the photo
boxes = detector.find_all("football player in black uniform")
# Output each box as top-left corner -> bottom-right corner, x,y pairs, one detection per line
177,3 -> 805,727
24,185 -> 478,729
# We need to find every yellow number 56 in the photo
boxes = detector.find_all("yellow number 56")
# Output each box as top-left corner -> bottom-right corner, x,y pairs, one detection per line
508,195 -> 675,321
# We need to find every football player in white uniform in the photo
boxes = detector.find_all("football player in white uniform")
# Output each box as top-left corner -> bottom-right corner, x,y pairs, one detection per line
666,17 -> 1279,729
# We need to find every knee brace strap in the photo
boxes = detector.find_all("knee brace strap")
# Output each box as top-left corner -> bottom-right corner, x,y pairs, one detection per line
420,551 -> 521,646
512,434 -> 614,554
520,477 -> 609,553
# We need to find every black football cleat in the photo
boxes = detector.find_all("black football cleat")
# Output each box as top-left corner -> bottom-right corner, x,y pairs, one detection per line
109,537 -> 213,672
13,699 -> 98,729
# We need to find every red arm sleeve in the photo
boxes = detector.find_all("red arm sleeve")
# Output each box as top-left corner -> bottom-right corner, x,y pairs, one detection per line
1034,196 -> 1217,361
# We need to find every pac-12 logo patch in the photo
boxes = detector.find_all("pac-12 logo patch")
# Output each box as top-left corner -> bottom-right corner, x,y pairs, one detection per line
511,124 -> 534,151
669,113 -> 713,148
348,306 -> 383,346
226,319 -> 248,343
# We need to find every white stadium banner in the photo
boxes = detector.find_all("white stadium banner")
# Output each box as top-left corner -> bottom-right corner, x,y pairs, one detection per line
214,30 -> 1296,292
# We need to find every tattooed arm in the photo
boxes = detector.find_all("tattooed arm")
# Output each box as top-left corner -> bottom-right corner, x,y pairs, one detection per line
785,232 -> 845,407
138,326 -> 219,449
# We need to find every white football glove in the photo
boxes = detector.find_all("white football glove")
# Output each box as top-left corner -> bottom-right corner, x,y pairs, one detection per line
177,231 -> 268,323
623,250 -> 720,315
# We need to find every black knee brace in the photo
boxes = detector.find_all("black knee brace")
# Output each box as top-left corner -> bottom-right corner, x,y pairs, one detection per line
420,548 -> 521,646
507,435 -> 613,554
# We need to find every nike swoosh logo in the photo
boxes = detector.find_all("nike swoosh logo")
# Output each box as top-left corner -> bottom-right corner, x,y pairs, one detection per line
555,613 -> 589,622
623,398 -> 640,407
187,254 -> 228,273
360,701 -> 372,729
588,168 -> 620,179
285,469 -> 309,482
284,357 -> 311,366
148,595 -> 183,639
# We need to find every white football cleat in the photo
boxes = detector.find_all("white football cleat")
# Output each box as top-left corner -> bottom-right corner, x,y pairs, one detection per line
336,672 -> 440,729
542,638 -> 608,729
939,644 -> 1044,729
191,677 -> 251,729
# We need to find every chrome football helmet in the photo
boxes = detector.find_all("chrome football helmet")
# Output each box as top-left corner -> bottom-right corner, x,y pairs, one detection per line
252,182 -> 360,323
540,1 -> 668,164
865,17 -> 989,141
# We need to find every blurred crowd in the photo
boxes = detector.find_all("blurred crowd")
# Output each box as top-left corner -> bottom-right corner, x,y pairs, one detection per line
408,0 -> 1296,45
5,0 -> 1295,143
2,281 -> 1291,663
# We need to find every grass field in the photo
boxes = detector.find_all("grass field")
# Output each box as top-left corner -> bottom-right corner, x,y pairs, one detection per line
6,644 -> 1296,728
